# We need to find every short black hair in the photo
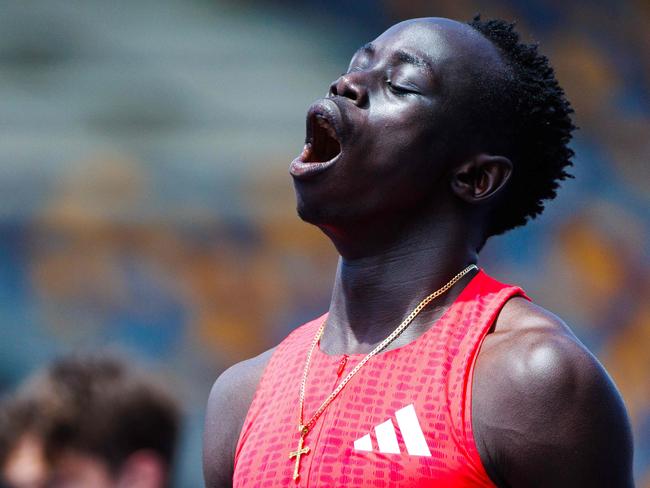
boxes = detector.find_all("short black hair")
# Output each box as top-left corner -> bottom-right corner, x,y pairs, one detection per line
467,15 -> 576,238
0,354 -> 180,476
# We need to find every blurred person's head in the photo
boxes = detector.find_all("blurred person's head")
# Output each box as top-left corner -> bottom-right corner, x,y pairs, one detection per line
0,354 -> 180,488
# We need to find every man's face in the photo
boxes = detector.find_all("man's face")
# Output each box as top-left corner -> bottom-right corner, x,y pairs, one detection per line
2,435 -> 167,488
290,18 -> 504,228
2,435 -> 114,488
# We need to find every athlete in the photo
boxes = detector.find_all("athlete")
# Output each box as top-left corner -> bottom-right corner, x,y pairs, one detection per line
203,16 -> 634,487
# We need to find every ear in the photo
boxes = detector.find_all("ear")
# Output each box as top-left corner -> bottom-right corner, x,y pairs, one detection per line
117,450 -> 166,488
450,154 -> 512,203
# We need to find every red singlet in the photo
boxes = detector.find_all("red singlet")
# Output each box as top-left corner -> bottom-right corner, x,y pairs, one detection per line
233,270 -> 527,487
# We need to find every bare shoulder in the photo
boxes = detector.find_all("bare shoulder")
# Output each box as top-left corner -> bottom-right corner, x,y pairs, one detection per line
473,297 -> 634,487
203,348 -> 275,488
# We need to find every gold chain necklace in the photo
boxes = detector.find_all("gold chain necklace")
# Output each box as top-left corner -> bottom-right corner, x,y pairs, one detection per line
289,263 -> 478,481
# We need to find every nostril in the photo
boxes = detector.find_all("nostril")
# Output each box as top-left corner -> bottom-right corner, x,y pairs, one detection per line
340,77 -> 355,100
329,80 -> 338,97
329,75 -> 367,106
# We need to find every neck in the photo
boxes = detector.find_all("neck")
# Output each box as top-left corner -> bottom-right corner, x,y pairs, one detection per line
321,210 -> 480,355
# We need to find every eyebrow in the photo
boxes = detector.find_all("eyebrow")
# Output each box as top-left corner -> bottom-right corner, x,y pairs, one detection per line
352,43 -> 433,75
394,49 -> 434,74
354,42 -> 375,57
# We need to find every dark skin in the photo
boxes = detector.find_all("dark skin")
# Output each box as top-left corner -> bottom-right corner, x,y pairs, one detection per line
203,18 -> 634,488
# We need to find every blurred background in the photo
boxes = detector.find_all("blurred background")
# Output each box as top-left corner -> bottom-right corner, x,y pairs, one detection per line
0,0 -> 647,485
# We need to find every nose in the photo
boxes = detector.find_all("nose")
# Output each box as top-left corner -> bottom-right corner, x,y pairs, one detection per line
329,74 -> 368,106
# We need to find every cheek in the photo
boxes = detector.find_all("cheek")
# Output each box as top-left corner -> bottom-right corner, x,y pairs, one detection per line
351,143 -> 436,211
368,103 -> 436,155
363,121 -> 435,179
359,128 -> 444,206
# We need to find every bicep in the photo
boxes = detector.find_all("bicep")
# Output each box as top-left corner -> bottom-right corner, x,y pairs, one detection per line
507,366 -> 632,487
475,334 -> 634,488
202,350 -> 274,488
203,372 -> 239,488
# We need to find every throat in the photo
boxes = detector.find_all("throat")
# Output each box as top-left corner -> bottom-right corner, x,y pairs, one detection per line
320,304 -> 449,356
322,260 -> 478,356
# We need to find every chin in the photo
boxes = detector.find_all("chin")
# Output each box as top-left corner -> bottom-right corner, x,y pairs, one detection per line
295,191 -> 380,236
295,194 -> 335,226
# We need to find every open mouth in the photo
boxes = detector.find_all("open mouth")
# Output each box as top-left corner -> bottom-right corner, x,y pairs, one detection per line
301,113 -> 342,163
290,99 -> 345,180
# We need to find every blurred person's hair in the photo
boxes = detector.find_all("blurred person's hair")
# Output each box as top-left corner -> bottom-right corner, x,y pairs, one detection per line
0,353 -> 180,477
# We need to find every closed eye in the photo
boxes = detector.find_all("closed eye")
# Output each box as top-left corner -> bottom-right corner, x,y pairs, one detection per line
387,80 -> 417,95
345,66 -> 364,75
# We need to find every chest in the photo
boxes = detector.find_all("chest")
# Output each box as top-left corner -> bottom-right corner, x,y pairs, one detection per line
234,340 -> 490,488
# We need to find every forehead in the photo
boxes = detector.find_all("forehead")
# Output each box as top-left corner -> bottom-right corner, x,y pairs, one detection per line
363,18 -> 503,74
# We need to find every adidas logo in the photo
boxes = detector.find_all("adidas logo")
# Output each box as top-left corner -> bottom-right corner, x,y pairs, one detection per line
353,404 -> 431,456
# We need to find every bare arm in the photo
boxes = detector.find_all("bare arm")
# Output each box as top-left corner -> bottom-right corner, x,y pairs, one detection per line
202,349 -> 274,488
473,298 -> 634,488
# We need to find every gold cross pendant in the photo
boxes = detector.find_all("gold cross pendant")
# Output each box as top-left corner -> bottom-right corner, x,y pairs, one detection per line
289,427 -> 310,482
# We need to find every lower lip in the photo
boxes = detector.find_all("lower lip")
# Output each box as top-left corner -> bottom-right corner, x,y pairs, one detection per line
289,153 -> 340,180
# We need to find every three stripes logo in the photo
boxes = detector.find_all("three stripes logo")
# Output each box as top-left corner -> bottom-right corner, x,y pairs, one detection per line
353,404 -> 432,456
